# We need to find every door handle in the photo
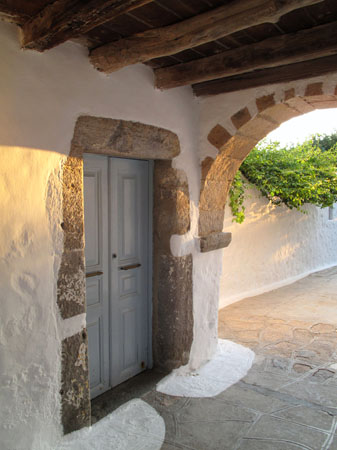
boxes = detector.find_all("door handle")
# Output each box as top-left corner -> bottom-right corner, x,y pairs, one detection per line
119,264 -> 141,271
86,271 -> 103,278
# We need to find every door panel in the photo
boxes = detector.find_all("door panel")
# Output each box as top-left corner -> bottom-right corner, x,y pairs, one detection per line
84,155 -> 150,395
110,158 -> 149,387
83,155 -> 110,399
84,171 -> 102,270
86,317 -> 102,388
121,176 -> 138,259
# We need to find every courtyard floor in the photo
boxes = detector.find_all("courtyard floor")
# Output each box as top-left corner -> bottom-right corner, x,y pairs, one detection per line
84,266 -> 337,450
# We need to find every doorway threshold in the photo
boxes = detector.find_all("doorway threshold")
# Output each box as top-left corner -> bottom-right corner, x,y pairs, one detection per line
91,369 -> 168,424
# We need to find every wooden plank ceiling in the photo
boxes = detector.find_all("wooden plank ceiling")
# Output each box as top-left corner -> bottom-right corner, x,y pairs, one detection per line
1,0 -> 337,96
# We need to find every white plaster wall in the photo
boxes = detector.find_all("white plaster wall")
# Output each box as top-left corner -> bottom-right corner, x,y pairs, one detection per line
0,147 -> 64,450
2,15 -> 337,449
0,21 -> 204,450
220,185 -> 337,309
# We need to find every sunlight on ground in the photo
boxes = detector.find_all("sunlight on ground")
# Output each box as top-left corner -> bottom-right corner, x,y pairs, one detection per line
266,108 -> 337,146
156,339 -> 255,397
57,400 -> 165,450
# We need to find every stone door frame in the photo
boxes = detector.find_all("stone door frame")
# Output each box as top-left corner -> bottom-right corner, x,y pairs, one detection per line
57,116 -> 193,434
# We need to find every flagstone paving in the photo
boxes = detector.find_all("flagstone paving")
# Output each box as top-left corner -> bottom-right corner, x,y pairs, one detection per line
93,267 -> 337,449
149,267 -> 337,449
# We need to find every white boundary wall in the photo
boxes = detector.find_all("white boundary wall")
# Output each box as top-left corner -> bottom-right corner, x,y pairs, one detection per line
220,185 -> 337,309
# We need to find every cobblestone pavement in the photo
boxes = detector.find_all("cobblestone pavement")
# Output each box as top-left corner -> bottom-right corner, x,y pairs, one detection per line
141,267 -> 337,449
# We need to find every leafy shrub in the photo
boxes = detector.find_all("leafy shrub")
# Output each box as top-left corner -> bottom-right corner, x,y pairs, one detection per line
229,132 -> 337,223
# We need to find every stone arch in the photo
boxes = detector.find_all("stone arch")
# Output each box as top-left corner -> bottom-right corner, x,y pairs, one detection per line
58,116 -> 193,434
199,82 -> 337,237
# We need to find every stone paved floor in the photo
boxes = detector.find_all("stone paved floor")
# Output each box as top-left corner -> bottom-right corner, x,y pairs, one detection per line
146,267 -> 337,449
94,267 -> 337,449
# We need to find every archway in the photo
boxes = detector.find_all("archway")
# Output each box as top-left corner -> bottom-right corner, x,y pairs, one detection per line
199,82 -> 337,237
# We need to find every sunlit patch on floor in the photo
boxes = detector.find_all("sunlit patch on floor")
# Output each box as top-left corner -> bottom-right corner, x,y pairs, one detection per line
156,339 -> 255,397
56,399 -> 165,450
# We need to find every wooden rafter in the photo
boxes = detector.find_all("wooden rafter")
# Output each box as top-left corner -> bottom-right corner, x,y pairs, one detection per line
21,0 -> 154,51
192,54 -> 337,96
90,0 -> 324,73
0,2 -> 30,25
155,21 -> 337,89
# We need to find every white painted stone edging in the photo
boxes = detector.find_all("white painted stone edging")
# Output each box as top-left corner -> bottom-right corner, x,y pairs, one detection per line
156,339 -> 255,397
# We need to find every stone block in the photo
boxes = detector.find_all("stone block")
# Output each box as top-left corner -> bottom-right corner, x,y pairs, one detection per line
57,249 -> 86,319
61,330 -> 91,434
198,209 -> 226,236
152,254 -> 193,370
256,94 -> 275,112
199,232 -> 232,252
231,107 -> 251,129
285,97 -> 315,114
153,160 -> 190,254
305,82 -> 323,97
207,124 -> 232,149
284,88 -> 295,100
62,157 -> 84,251
201,157 -> 214,187
307,100 -> 337,109
260,103 -> 300,125
221,134 -> 256,161
238,115 -> 277,142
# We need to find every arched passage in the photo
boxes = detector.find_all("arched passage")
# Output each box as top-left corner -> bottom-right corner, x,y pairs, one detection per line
199,82 -> 337,237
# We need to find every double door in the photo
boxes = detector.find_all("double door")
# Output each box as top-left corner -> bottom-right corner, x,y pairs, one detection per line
83,155 -> 150,399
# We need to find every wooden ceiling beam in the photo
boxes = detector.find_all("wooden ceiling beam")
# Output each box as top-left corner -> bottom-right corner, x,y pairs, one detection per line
90,0 -> 324,73
155,21 -> 337,89
21,0 -> 154,51
192,54 -> 337,96
0,2 -> 30,25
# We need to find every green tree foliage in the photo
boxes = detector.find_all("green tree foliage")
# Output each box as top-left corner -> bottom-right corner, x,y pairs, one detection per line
229,132 -> 337,223
229,172 -> 247,224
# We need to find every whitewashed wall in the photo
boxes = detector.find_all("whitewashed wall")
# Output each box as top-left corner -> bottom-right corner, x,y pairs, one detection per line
0,21 -> 205,450
2,16 -> 337,450
219,185 -> 337,308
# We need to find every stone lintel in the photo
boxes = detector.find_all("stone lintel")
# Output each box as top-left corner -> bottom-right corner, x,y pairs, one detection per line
71,116 -> 180,160
199,232 -> 232,253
